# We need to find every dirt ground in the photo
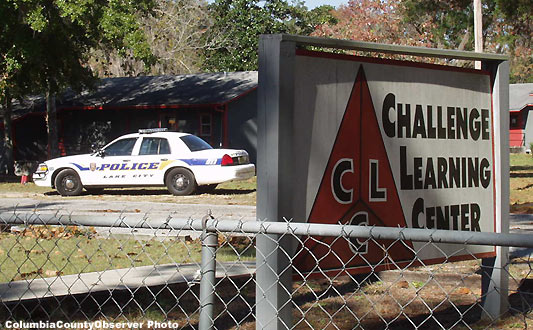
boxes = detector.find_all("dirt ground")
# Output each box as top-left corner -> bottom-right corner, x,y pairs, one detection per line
4,258 -> 532,329
0,177 -> 257,206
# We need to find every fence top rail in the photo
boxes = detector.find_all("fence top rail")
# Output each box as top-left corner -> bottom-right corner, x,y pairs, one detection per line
1,211 -> 531,248
262,34 -> 509,62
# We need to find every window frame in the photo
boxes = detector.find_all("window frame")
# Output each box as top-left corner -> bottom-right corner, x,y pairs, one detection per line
199,113 -> 212,138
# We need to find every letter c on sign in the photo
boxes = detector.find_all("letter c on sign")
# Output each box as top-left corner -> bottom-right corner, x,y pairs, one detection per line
331,158 -> 354,204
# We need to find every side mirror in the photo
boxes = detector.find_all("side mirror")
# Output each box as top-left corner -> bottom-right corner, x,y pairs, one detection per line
95,149 -> 105,158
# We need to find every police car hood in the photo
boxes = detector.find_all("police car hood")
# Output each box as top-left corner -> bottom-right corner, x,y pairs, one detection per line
45,154 -> 95,167
45,154 -> 94,169
192,149 -> 248,158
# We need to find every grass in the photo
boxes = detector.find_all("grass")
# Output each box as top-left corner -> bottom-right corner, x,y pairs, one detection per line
510,153 -> 533,213
218,176 -> 256,191
510,153 -> 533,168
0,227 -> 254,283
0,182 -> 53,194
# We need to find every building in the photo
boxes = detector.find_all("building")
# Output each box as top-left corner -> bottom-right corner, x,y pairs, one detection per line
0,72 -> 258,171
509,83 -> 533,150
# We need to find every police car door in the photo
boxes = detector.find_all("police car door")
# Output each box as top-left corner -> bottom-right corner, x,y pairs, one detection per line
90,137 -> 139,185
130,136 -> 171,185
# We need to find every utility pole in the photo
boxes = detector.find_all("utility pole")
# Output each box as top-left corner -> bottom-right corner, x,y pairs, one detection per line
474,0 -> 483,69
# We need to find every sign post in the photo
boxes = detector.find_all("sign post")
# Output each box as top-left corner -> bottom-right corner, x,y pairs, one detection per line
256,35 -> 296,330
257,34 -> 509,329
480,59 -> 510,319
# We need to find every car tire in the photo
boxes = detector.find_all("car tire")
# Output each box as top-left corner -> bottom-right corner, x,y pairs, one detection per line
198,184 -> 218,194
85,187 -> 105,195
55,169 -> 83,196
166,168 -> 197,196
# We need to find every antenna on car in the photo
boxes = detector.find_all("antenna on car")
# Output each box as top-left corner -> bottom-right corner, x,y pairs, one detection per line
138,128 -> 169,134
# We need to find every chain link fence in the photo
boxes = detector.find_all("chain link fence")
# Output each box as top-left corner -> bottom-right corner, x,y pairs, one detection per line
1,210 -> 532,329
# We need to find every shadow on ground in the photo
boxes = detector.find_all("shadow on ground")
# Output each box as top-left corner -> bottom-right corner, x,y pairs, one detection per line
3,274 -> 530,329
43,188 -> 255,197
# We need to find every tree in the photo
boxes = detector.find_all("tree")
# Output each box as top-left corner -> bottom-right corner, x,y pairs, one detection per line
1,0 -> 156,161
305,5 -> 339,31
313,0 -> 436,49
401,0 -> 533,82
492,0 -> 533,82
400,0 -> 494,50
0,56 -> 16,174
89,0 -> 222,77
314,0 -> 532,81
0,1 -> 37,174
201,0 -> 335,72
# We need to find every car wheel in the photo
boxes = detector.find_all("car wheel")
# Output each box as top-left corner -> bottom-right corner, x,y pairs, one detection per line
166,168 -> 197,196
85,187 -> 105,195
55,169 -> 83,196
198,184 -> 218,194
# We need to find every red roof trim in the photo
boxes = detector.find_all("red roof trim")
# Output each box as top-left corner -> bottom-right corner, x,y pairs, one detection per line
59,103 -> 223,111
220,86 -> 258,105
6,103 -> 225,124
510,104 -> 533,112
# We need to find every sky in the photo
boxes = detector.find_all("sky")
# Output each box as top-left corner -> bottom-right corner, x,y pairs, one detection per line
303,0 -> 346,9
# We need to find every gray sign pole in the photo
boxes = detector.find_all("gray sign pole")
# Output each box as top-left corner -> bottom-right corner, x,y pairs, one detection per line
256,35 -> 296,330
481,59 -> 510,319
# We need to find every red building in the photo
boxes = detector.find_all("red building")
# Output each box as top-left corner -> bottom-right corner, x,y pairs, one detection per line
0,72 -> 258,173
509,83 -> 533,150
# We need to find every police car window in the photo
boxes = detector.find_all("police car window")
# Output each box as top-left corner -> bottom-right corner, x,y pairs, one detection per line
104,138 -> 137,156
180,135 -> 212,152
140,138 -> 170,155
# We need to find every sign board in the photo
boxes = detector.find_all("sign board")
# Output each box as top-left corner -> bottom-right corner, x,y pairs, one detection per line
256,34 -> 509,328
285,50 -> 496,275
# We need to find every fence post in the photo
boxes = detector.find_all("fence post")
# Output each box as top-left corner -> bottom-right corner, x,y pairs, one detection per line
199,211 -> 217,330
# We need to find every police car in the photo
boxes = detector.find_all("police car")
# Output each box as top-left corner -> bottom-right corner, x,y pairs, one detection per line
33,128 -> 256,196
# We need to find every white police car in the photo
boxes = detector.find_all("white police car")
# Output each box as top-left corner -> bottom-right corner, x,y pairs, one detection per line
33,128 -> 256,196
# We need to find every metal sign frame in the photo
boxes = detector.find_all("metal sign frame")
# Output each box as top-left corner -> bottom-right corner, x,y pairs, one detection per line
257,34 -> 509,330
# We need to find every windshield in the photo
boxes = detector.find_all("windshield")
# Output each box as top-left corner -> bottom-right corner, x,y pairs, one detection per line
180,135 -> 213,152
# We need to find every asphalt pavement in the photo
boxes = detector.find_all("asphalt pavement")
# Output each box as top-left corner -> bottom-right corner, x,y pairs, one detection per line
0,197 -> 256,221
0,197 -> 257,239
1,197 -> 532,233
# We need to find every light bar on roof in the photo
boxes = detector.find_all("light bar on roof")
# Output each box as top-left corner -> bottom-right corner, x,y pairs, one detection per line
138,128 -> 168,134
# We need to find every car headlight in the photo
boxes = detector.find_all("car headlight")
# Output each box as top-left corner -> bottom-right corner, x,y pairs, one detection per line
36,163 -> 48,173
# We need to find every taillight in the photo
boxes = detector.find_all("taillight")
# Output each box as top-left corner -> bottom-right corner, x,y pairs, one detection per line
221,154 -> 234,166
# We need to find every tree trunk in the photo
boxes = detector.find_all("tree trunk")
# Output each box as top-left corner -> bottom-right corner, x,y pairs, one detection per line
46,88 -> 59,159
2,89 -> 14,175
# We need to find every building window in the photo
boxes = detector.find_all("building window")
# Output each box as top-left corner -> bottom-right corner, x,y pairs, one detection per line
165,116 -> 177,130
200,114 -> 212,137
510,115 -> 520,129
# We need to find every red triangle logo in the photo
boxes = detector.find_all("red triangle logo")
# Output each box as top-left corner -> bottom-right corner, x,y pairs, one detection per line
294,66 -> 414,276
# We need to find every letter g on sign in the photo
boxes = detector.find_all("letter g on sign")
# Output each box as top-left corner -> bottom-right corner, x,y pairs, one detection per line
331,158 -> 354,204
